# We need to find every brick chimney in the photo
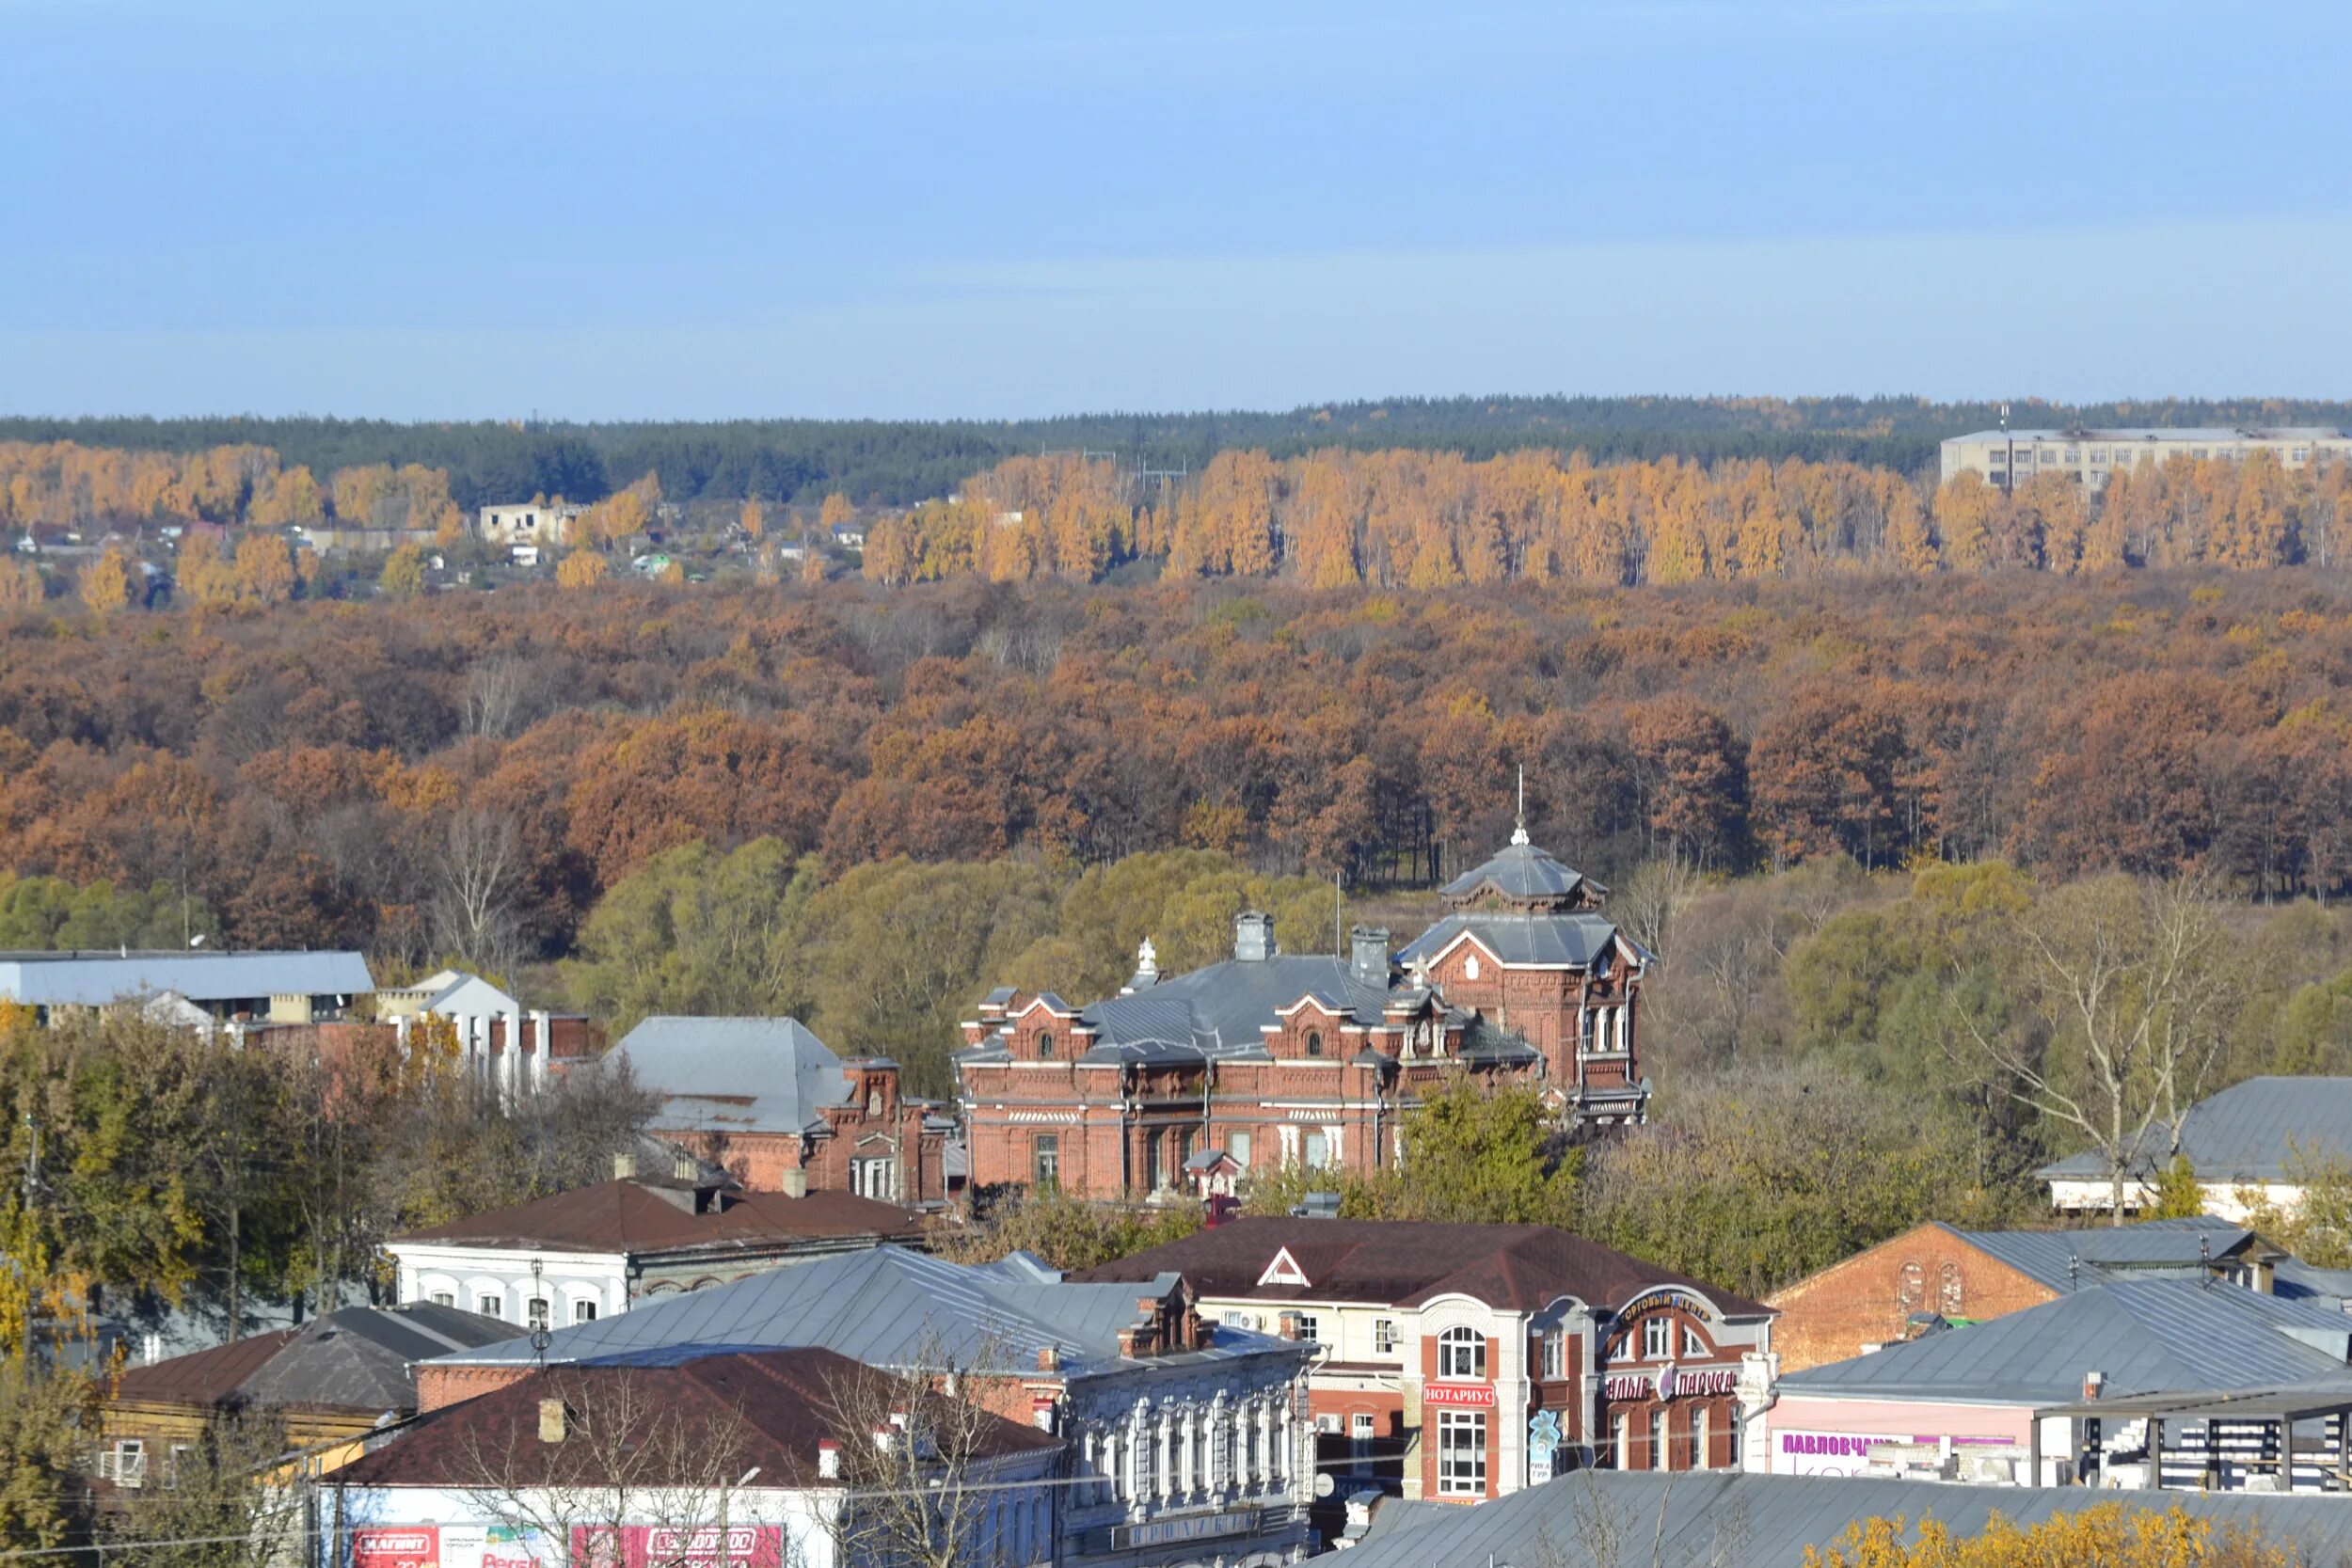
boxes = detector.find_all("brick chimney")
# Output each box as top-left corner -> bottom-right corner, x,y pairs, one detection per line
817,1439 -> 840,1480
781,1168 -> 808,1198
1350,926 -> 1391,988
538,1399 -> 567,1444
2082,1370 -> 2106,1402
1234,911 -> 1276,962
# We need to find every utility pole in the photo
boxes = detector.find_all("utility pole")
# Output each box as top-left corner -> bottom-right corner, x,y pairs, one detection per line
2000,402 -> 2014,496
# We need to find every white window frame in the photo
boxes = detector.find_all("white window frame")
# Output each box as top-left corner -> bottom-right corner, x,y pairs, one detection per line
1437,1410 -> 1487,1497
527,1296 -> 550,1331
1438,1325 -> 1485,1381
1643,1317 -> 1672,1360
1542,1329 -> 1565,1380
477,1292 -> 503,1320
1374,1318 -> 1398,1355
572,1299 -> 597,1324
1683,1323 -> 1705,1357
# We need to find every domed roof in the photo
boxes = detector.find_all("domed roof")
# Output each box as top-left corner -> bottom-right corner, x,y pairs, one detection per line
1439,837 -> 1599,910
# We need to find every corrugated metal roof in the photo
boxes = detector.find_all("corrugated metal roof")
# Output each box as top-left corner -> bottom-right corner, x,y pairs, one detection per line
611,1017 -> 853,1136
1946,427 -> 2350,444
427,1246 -> 1306,1381
0,950 -> 373,1006
115,1304 -> 509,1417
1343,1469 -> 2352,1568
1950,1215 -> 2253,1291
2038,1077 -> 2352,1185
1075,954 -> 1399,1063
1780,1278 -> 2352,1406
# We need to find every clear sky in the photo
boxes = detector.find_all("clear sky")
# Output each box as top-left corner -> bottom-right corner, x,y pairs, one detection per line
2,0 -> 2344,420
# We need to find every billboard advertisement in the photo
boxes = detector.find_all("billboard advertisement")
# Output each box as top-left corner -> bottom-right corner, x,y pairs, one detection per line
569,1526 -> 787,1568
353,1525 -> 561,1568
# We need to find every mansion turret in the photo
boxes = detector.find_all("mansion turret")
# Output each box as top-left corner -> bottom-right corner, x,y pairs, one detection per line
954,831 -> 1651,1200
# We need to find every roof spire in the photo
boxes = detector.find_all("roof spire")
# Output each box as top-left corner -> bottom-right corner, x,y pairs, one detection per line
1510,766 -> 1530,847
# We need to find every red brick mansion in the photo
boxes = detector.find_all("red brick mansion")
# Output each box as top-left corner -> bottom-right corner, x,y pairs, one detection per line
954,827 -> 1651,1199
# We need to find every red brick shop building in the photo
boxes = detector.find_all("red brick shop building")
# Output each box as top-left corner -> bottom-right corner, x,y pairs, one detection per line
955,831 -> 1652,1200
1074,1218 -> 1775,1503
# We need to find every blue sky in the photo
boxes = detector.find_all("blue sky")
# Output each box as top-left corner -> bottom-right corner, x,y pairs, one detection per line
1,0 -> 2343,420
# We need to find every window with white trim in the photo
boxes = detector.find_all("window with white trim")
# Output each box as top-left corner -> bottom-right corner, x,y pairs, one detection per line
104,1439 -> 146,1487
573,1300 -> 597,1324
1290,1313 -> 1320,1342
477,1293 -> 502,1320
1374,1318 -> 1398,1355
1438,1325 -> 1485,1380
1683,1323 -> 1705,1357
430,1291 -> 453,1308
527,1297 -> 550,1331
1437,1410 -> 1487,1497
1642,1316 -> 1671,1360
1542,1329 -> 1565,1380
1350,1412 -> 1375,1474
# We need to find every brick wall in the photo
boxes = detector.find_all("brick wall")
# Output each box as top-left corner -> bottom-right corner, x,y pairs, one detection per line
1766,1223 -> 2059,1372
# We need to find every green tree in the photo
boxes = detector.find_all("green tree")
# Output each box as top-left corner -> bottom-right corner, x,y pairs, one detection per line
0,1362 -> 93,1552
1389,1071 -> 1581,1227
2146,1155 -> 2205,1220
378,542 -> 426,598
802,857 -> 1061,1096
927,1189 -> 1202,1272
562,838 -> 821,1036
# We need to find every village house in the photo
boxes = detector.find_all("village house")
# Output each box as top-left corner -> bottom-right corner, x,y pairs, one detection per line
332,1345 -> 1063,1568
96,1304 -> 511,1489
2041,1077 -> 2352,1221
1073,1217 -> 1774,1507
415,1247 -> 1317,1568
385,1154 -> 926,1327
608,1018 -> 953,1207
1767,1215 -> 2280,1373
954,826 -> 1651,1201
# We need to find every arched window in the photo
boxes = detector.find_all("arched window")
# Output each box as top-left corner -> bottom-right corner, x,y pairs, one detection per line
1036,1030 -> 1056,1059
1897,1260 -> 1924,1311
1304,1029 -> 1324,1057
1438,1325 -> 1486,1381
1939,1261 -> 1963,1315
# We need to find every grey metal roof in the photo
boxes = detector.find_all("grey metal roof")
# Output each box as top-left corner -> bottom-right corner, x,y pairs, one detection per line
1780,1278 -> 2352,1406
2038,1077 -> 2352,1185
2273,1258 -> 2352,1311
610,1017 -> 853,1136
1949,1215 -> 2254,1292
0,950 -> 374,1007
426,1246 -> 1305,1381
1439,840 -> 1595,903
1397,912 -> 1622,970
1074,954 -> 1400,1065
1342,1469 -> 2352,1568
232,1303 -> 514,1412
1946,427 -> 2349,444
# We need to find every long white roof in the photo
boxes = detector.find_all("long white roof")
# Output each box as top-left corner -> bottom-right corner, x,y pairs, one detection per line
0,950 -> 374,1006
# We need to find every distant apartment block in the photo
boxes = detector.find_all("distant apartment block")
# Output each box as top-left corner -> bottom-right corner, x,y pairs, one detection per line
1940,427 -> 2352,491
477,500 -> 586,546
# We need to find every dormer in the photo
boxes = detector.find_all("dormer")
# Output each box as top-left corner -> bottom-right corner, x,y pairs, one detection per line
844,1058 -> 898,1118
1268,994 -> 1347,1060
1007,992 -> 1086,1062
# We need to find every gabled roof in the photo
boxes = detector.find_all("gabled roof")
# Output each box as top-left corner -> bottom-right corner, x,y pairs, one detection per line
1779,1278 -> 2352,1405
1070,1217 -> 1771,1319
422,974 -> 518,1017
611,1017 -> 854,1136
336,1347 -> 1056,1491
1342,1469 -> 2352,1568
426,1247 -> 1302,1380
0,950 -> 374,1007
2038,1077 -> 2352,1186
1397,912 -> 1624,972
113,1304 -> 512,1417
389,1179 -> 924,1255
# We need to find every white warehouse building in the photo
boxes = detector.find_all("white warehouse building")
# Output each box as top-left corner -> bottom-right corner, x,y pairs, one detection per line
1941,426 -> 2352,491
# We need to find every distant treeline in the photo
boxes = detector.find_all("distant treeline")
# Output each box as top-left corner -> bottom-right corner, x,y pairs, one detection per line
5,395 -> 2347,511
